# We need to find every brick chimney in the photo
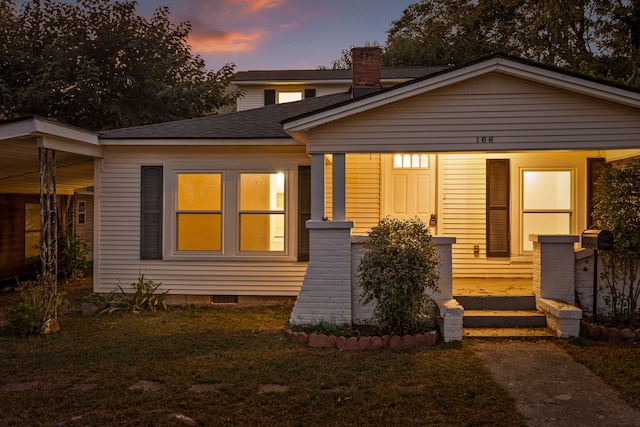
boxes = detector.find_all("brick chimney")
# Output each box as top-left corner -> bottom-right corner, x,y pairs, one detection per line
351,46 -> 382,97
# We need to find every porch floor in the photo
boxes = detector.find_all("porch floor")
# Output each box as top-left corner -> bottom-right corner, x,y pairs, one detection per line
452,278 -> 534,297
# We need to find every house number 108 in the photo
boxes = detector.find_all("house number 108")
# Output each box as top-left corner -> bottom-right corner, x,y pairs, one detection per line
476,136 -> 494,143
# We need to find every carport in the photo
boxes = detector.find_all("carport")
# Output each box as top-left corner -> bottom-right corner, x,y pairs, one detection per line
0,117 -> 100,293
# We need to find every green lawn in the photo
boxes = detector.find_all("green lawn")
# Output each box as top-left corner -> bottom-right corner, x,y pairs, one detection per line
1,303 -> 638,426
0,304 -> 525,426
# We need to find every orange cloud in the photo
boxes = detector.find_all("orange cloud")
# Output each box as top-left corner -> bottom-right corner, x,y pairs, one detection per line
188,30 -> 266,53
228,0 -> 288,13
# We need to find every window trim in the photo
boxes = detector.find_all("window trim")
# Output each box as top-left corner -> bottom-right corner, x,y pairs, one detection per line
163,160 -> 298,261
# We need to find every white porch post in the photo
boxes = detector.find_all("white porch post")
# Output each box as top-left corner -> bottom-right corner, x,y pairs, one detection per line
310,153 -> 324,221
332,153 -> 346,221
289,151 -> 354,326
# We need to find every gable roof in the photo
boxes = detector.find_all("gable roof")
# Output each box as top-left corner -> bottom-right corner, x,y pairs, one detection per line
233,66 -> 449,85
99,92 -> 351,142
283,54 -> 640,142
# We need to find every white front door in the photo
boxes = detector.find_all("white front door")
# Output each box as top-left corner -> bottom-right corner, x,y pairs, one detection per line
382,154 -> 436,229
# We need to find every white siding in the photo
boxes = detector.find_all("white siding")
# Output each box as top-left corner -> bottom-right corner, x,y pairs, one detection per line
346,154 -> 381,235
307,73 -> 640,153
237,84 -> 350,111
96,145 -> 309,296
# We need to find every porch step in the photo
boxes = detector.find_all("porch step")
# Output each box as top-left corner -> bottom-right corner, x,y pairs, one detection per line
456,295 -> 536,311
463,309 -> 547,328
463,327 -> 555,339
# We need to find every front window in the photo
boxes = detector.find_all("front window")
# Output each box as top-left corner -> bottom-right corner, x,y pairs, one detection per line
522,170 -> 572,251
77,200 -> 86,225
278,91 -> 303,104
176,173 -> 222,251
168,164 -> 291,258
239,173 -> 285,252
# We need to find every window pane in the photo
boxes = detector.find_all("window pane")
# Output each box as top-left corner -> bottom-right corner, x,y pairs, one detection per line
394,154 -> 402,168
523,171 -> 571,210
177,213 -> 221,251
240,173 -> 285,211
178,174 -> 221,211
522,213 -> 570,251
240,213 -> 285,251
278,91 -> 303,104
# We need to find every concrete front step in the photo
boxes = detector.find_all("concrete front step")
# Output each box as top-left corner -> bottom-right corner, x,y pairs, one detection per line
456,295 -> 536,311
463,327 -> 555,338
463,309 -> 547,328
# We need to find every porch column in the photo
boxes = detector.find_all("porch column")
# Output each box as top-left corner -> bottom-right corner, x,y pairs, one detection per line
310,153 -> 324,221
531,234 -> 582,338
432,236 -> 463,342
289,152 -> 354,326
332,153 -> 346,221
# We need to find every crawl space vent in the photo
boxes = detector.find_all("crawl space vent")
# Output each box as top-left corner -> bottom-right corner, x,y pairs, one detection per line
211,295 -> 238,304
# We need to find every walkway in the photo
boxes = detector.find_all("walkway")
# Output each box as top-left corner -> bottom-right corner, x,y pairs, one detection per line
473,341 -> 640,427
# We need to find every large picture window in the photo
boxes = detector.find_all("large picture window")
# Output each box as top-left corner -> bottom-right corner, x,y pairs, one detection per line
176,173 -> 222,251
522,170 -> 572,251
25,203 -> 40,258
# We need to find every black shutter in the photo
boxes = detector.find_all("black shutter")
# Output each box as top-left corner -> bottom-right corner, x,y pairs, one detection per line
304,89 -> 316,99
264,89 -> 276,105
298,166 -> 311,261
141,166 -> 163,259
486,159 -> 510,257
587,158 -> 605,228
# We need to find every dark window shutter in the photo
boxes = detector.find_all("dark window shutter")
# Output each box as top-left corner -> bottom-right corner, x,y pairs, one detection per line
587,158 -> 605,228
298,166 -> 311,261
264,89 -> 276,105
141,166 -> 163,259
304,89 -> 316,99
486,159 -> 510,257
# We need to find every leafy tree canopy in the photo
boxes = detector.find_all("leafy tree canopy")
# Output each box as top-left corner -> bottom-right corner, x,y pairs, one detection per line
0,0 -> 240,130
331,0 -> 640,87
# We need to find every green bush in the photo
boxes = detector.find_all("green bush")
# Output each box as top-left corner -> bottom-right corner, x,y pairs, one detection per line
57,228 -> 88,284
357,217 -> 440,335
592,160 -> 640,326
8,276 -> 66,337
8,302 -> 45,337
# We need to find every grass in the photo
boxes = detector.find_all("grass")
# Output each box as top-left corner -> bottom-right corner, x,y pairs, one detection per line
561,338 -> 640,408
0,304 -> 527,427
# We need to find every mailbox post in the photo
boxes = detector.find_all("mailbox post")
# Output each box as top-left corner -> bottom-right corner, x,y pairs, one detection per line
581,229 -> 614,321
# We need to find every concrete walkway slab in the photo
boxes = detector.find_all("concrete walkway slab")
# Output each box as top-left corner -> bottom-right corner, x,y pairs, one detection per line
473,341 -> 640,427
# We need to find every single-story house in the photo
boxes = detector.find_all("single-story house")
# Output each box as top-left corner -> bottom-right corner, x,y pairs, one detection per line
2,48 -> 639,340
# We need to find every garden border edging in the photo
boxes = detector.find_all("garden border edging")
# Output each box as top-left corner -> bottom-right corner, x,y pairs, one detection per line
285,329 -> 438,351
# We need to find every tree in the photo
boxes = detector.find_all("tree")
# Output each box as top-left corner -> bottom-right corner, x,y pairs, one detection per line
0,0 -> 239,130
592,160 -> 640,325
377,0 -> 640,87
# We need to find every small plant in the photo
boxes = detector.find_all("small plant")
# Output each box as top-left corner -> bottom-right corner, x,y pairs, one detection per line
87,275 -> 168,315
8,302 -> 45,337
357,217 -> 440,335
8,276 -> 66,337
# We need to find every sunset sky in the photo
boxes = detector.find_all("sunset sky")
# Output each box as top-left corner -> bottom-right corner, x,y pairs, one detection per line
131,0 -> 416,72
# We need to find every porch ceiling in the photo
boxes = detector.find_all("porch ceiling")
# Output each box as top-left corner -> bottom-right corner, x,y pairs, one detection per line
0,118 -> 99,194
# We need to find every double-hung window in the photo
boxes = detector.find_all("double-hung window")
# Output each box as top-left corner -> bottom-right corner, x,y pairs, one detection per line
239,173 -> 285,252
176,173 -> 222,251
521,170 -> 573,252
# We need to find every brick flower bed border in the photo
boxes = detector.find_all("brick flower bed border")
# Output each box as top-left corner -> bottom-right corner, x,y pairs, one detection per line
580,320 -> 640,343
285,329 -> 438,351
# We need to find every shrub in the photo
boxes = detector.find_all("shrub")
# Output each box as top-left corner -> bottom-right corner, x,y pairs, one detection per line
8,276 -> 66,337
57,228 -> 88,284
357,217 -> 439,335
87,275 -> 168,315
592,160 -> 640,326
